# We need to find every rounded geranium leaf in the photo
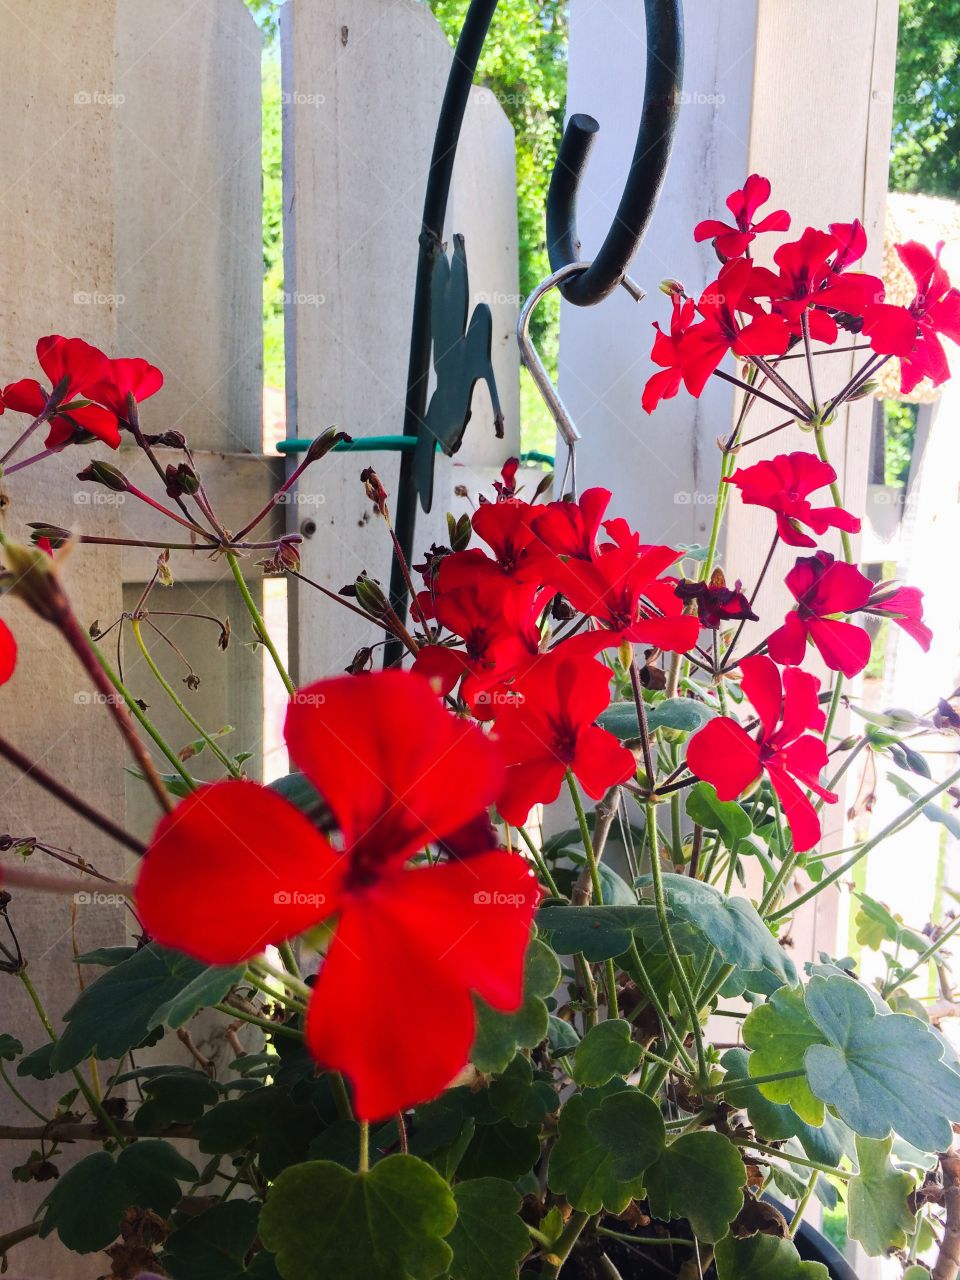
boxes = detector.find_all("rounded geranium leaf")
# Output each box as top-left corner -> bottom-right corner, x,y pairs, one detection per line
137,780 -> 343,964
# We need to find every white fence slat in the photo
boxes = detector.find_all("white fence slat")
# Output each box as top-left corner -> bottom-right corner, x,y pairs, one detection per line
282,0 -> 520,681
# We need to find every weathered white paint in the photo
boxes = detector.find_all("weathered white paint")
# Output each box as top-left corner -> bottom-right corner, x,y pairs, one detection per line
0,4 -> 263,1273
281,0 -> 521,680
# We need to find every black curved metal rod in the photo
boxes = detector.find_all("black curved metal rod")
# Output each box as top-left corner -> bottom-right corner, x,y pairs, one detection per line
386,0 -> 501,667
546,0 -> 683,307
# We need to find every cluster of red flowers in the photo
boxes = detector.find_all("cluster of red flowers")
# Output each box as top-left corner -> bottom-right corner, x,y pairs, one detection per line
0,335 -> 162,453
644,174 -> 960,410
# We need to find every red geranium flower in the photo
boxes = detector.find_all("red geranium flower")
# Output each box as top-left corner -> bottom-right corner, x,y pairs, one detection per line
678,258 -> 792,396
756,226 -> 882,342
549,535 -> 700,658
864,582 -> 932,652
686,655 -> 835,853
726,451 -> 860,549
3,335 -> 120,450
2,380 -> 120,451
413,551 -> 546,713
642,293 -> 696,413
87,357 -> 164,421
766,551 -> 873,678
471,500 -> 538,577
0,620 -> 16,684
862,241 -> 960,393
694,174 -> 790,259
675,569 -> 757,629
135,670 -> 539,1120
530,488 -> 613,561
492,653 -> 636,827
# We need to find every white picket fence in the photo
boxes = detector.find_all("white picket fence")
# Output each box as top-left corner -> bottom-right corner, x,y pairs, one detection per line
0,0 -> 913,1275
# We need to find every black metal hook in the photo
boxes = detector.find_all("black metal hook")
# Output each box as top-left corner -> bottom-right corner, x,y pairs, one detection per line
546,0 -> 683,307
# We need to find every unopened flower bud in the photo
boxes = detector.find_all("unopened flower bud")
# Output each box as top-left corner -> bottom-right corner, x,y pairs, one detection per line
360,467 -> 388,516
164,462 -> 201,498
353,574 -> 390,618
77,460 -> 129,492
618,638 -> 634,668
0,539 -> 67,624
346,646 -> 374,674
274,535 -> 302,573
847,380 -> 878,402
27,523 -> 71,549
447,512 -> 472,552
305,428 -> 352,464
659,278 -> 686,298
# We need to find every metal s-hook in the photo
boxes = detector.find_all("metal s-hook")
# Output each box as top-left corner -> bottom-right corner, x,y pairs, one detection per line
546,0 -> 683,308
518,263 -> 644,496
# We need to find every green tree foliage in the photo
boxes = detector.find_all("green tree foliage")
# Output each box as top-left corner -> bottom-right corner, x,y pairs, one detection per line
891,0 -> 960,196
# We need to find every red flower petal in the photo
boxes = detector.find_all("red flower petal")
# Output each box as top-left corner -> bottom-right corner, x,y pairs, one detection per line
2,379 -> 47,416
136,780 -> 343,964
739,655 -> 784,740
0,620 -> 16,684
766,610 -> 808,667
572,724 -> 636,799
88,357 -> 164,419
284,671 -> 504,871
307,853 -> 539,1118
685,716 -> 762,801
806,617 -> 871,677
36,336 -> 110,403
766,764 -> 823,853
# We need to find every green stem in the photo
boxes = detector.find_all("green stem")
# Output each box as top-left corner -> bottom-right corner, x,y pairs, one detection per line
18,970 -> 126,1145
358,1120 -> 370,1173
567,773 -> 620,1019
540,1210 -> 592,1279
706,1067 -> 807,1096
768,764 -> 960,922
646,803 -> 707,1083
734,1138 -> 850,1182
882,914 -> 960,998
0,1060 -> 48,1123
817,736 -> 867,812
597,1229 -> 693,1248
130,620 -> 241,777
813,423 -> 853,563
226,551 -> 295,696
213,1003 -> 304,1040
244,969 -> 308,1013
789,1169 -> 819,1237
277,940 -> 302,980
624,943 -> 696,1076
90,641 -> 196,793
249,958 -> 312,1002
517,824 -> 562,898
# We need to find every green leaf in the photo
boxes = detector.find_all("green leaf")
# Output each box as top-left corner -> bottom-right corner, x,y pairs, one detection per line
134,1071 -> 220,1134
644,1131 -> 745,1243
804,973 -> 960,1152
546,1015 -> 579,1054
714,1233 -> 829,1278
572,1019 -> 642,1087
653,874 -> 796,989
16,1042 -> 55,1080
718,1049 -> 847,1166
847,1134 -> 916,1256
194,1086 -> 321,1180
447,1179 -> 530,1280
0,1034 -> 22,1060
685,782 -> 753,847
471,938 -> 558,1073
458,1119 -> 540,1181
259,1155 -> 456,1280
742,987 -> 826,1126
51,944 -> 244,1070
547,1085 -> 660,1213
163,1199 -> 262,1279
487,1055 -> 558,1127
599,698 -> 714,740
584,1089 -> 665,1180
853,892 -> 927,954
536,904 -> 652,962
39,1140 -> 198,1252
73,945 -> 138,966
888,772 -> 960,838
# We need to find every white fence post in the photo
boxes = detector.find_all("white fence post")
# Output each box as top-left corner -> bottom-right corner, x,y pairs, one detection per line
0,3 -> 263,1273
281,0 -> 520,681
